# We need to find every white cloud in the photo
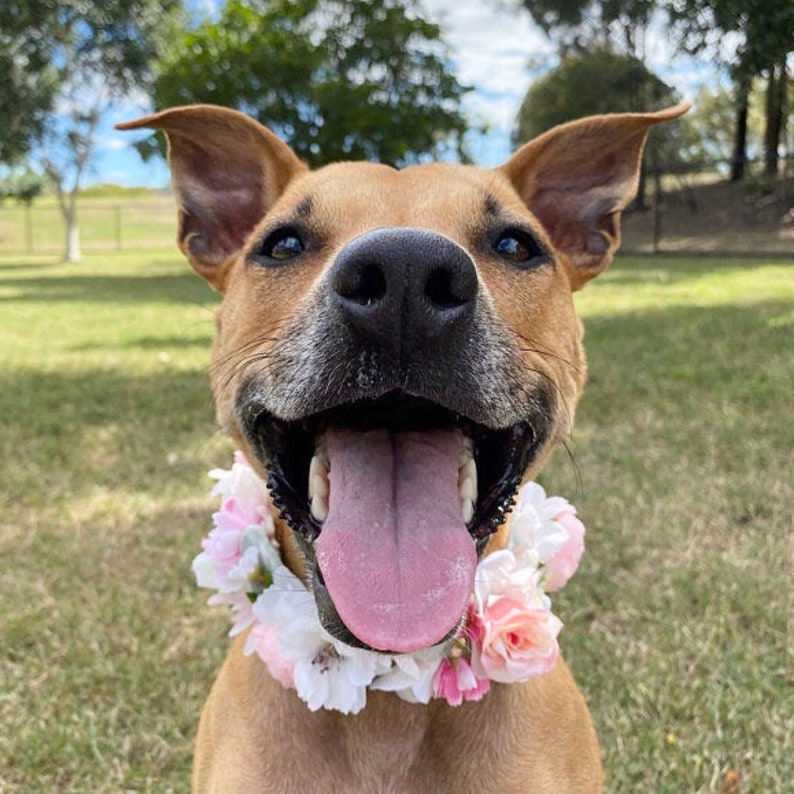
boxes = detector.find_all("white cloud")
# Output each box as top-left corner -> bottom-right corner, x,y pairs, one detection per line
424,0 -> 554,129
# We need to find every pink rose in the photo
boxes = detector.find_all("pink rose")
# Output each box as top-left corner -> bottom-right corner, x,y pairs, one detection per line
432,657 -> 490,706
470,597 -> 562,683
248,623 -> 295,688
544,507 -> 585,591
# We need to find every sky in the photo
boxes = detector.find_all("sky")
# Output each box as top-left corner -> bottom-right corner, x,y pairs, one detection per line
95,0 -> 723,188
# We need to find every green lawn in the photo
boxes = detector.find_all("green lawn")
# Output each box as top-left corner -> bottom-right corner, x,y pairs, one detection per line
0,251 -> 791,792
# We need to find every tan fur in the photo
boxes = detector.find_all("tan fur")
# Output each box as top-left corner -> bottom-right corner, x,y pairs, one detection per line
118,102 -> 688,793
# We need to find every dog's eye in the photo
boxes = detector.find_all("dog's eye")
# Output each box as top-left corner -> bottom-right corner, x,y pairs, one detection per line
255,229 -> 305,263
492,230 -> 548,268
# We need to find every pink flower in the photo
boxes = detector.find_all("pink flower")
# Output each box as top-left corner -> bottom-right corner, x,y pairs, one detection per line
432,657 -> 490,706
202,497 -> 262,575
209,591 -> 257,636
470,597 -> 562,684
543,506 -> 585,591
247,622 -> 296,688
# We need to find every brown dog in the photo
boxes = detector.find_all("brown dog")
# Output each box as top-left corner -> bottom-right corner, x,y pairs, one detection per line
119,102 -> 687,793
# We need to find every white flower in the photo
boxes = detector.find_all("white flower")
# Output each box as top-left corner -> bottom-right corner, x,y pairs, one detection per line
294,643 -> 380,714
473,547 -> 546,613
222,546 -> 263,594
208,591 -> 257,637
509,481 -> 572,561
252,566 -> 380,714
370,648 -> 445,704
191,550 -> 219,590
241,526 -> 282,578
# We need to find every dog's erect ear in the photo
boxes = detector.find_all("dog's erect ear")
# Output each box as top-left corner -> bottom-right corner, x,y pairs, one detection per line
116,105 -> 306,289
499,103 -> 689,290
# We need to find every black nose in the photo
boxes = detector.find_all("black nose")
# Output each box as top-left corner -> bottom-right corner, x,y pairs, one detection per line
330,227 -> 478,353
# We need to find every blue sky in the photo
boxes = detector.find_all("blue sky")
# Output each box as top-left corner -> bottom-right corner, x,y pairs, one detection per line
95,0 -> 723,187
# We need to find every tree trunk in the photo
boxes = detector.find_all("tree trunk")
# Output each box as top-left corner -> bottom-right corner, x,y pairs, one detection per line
731,73 -> 751,182
764,58 -> 787,176
65,216 -> 81,262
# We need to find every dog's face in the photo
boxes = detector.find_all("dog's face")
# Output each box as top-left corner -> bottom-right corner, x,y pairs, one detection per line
120,103 -> 686,654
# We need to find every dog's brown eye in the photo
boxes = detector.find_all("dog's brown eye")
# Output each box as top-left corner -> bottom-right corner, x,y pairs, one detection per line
254,228 -> 305,263
492,230 -> 548,269
269,234 -> 304,261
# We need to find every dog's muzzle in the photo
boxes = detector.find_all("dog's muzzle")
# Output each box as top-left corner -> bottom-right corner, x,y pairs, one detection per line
238,228 -> 553,653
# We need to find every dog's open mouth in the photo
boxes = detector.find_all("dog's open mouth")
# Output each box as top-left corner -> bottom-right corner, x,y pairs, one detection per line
241,391 -> 545,653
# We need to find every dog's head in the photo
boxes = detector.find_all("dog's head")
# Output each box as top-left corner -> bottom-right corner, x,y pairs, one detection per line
120,103 -> 686,654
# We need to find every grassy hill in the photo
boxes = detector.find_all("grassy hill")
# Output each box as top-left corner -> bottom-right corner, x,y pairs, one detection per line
622,174 -> 794,255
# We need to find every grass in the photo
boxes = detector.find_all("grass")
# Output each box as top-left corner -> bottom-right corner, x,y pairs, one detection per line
0,195 -> 176,254
1,251 -> 791,792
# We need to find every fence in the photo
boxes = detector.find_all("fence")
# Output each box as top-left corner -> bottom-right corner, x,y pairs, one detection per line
0,195 -> 177,255
1,169 -> 792,257
621,167 -> 793,256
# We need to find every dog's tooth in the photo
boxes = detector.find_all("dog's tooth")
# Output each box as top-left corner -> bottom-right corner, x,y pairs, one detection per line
312,473 -> 329,499
459,475 -> 477,503
308,455 -> 329,499
461,497 -> 474,524
459,458 -> 477,489
459,436 -> 474,466
310,493 -> 329,522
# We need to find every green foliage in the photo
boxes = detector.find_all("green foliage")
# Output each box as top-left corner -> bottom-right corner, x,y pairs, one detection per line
516,50 -> 672,138
514,49 -> 683,170
0,169 -> 46,206
0,1 -> 185,165
668,0 -> 793,77
151,0 -> 470,167
0,2 -> 60,162
677,84 -> 770,170
519,0 -> 655,56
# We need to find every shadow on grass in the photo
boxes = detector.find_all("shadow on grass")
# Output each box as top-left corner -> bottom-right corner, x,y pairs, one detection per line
0,365 -> 219,501
0,271 -> 216,305
69,334 -> 213,352
604,255 -> 780,286
0,259 -> 63,272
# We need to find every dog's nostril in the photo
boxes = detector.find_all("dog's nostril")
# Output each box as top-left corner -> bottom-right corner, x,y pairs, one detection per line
338,263 -> 387,307
425,267 -> 468,310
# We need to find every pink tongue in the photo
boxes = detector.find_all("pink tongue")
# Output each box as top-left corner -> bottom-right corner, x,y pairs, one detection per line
315,428 -> 477,653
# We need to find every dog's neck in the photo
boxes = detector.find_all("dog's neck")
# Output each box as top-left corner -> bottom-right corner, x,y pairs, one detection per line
236,644 -> 583,793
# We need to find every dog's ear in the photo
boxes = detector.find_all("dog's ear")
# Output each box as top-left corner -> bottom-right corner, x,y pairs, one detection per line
116,105 -> 306,290
498,103 -> 689,290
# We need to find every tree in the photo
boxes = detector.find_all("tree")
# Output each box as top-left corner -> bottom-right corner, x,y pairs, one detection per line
517,0 -> 656,59
0,169 -> 46,206
148,0 -> 470,168
682,85 -> 743,170
514,49 -> 682,205
0,2 -> 60,164
668,0 -> 793,179
0,0 -> 184,261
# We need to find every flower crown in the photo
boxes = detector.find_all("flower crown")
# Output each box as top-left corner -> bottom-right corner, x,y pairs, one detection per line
193,452 -> 585,715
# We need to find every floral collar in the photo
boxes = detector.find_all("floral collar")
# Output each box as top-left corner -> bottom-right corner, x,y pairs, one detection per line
193,452 -> 585,715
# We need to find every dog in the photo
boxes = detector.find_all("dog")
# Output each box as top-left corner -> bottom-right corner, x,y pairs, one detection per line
119,101 -> 687,793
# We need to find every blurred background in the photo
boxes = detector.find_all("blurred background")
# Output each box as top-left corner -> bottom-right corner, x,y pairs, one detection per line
1,0 -> 792,261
